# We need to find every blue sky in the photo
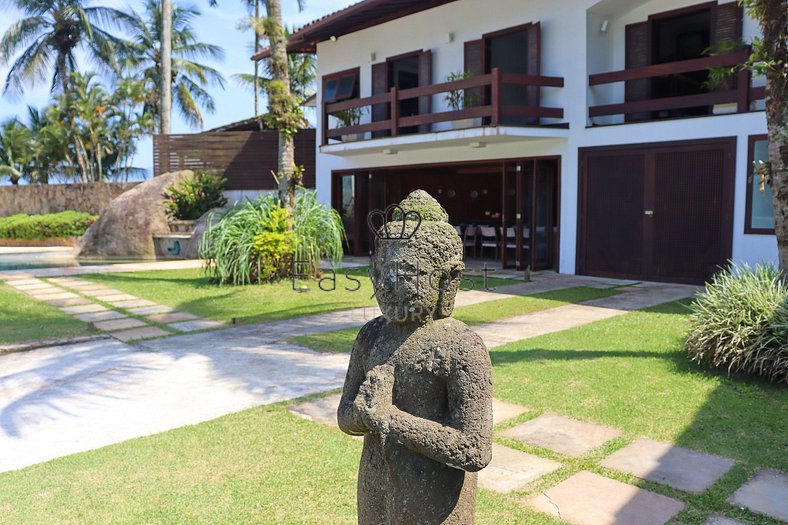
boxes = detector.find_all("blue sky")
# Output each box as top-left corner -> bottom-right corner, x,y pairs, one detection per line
0,0 -> 354,178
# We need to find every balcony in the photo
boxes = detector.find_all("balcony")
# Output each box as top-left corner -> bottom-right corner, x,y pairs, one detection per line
321,68 -> 565,150
588,49 -> 765,124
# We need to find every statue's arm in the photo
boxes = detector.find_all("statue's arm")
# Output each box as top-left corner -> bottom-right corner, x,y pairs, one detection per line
373,341 -> 493,472
337,324 -> 372,436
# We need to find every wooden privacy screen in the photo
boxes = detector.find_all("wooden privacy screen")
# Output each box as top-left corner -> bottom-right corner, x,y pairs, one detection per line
153,129 -> 316,191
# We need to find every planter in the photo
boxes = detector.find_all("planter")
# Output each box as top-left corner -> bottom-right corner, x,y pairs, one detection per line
341,133 -> 364,143
168,219 -> 197,234
451,118 -> 482,130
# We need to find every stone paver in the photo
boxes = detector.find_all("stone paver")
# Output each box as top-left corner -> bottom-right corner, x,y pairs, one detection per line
98,294 -> 139,303
65,283 -> 111,291
168,319 -> 224,332
147,311 -> 199,323
45,297 -> 92,307
501,414 -> 622,457
30,291 -> 79,301
601,438 -> 734,493
288,392 -> 341,427
109,299 -> 156,309
127,305 -> 175,316
492,398 -> 529,425
4,278 -> 42,286
728,470 -> 788,522
478,443 -> 561,493
74,310 -> 127,323
93,318 -> 147,331
79,288 -> 124,297
110,326 -> 171,342
60,303 -> 108,315
0,338 -> 349,472
703,517 -> 746,525
9,282 -> 53,291
529,471 -> 685,525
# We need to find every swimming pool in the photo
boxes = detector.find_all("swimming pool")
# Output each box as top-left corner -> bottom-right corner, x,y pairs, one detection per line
0,248 -> 139,271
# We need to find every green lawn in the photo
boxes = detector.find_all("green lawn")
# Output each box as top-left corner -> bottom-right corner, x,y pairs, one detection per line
0,282 -> 94,345
289,286 -> 621,353
78,268 -> 517,325
0,300 -> 784,524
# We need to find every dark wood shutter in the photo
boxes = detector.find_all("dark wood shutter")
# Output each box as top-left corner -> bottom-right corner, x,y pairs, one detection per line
464,39 -> 484,110
418,50 -> 432,133
712,2 -> 743,45
371,62 -> 388,138
625,21 -> 650,122
525,22 -> 541,123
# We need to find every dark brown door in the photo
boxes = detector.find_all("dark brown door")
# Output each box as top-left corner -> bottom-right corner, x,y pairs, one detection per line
516,159 -> 559,271
579,139 -> 735,284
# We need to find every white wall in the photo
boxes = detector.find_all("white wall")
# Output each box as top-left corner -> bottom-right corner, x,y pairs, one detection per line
312,0 -> 775,275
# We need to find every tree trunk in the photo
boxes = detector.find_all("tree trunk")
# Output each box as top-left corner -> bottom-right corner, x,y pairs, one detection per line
754,0 -> 788,275
160,0 -> 173,135
264,0 -> 297,214
254,0 -> 260,119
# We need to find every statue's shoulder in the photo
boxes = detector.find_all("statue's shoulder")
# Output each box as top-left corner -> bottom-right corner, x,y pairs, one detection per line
435,318 -> 487,353
354,315 -> 387,345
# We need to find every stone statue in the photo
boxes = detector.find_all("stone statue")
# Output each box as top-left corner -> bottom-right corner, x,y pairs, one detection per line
338,190 -> 493,524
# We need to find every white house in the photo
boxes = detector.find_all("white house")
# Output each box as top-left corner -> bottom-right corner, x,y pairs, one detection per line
253,0 -> 777,284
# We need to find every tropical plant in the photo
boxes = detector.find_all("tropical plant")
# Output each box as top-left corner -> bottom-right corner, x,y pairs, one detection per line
0,0 -> 130,94
252,206 -> 295,281
200,191 -> 345,285
333,106 -> 366,128
444,71 -> 478,111
0,118 -> 34,184
118,0 -> 226,131
685,263 -> 787,383
163,171 -> 228,221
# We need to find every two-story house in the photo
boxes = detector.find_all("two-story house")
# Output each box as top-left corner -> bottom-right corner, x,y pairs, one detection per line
253,0 -> 777,284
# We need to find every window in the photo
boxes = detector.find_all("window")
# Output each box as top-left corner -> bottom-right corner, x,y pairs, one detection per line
745,135 -> 775,234
323,69 -> 359,103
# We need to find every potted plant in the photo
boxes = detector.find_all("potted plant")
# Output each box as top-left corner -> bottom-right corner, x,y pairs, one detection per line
333,107 -> 367,142
444,71 -> 481,129
163,171 -> 228,233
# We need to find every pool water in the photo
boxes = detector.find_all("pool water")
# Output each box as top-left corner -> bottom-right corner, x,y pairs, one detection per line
0,250 -> 138,271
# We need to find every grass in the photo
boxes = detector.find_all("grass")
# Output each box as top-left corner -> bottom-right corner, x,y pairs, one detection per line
0,282 -> 94,345
78,267 -> 518,325
289,286 -> 621,353
0,300 -> 785,524
0,403 -> 562,525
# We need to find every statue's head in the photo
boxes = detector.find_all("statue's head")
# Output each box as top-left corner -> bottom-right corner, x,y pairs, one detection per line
371,190 -> 464,324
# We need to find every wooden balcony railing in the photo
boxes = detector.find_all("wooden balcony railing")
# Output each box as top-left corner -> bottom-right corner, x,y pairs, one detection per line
588,49 -> 765,120
322,67 -> 564,146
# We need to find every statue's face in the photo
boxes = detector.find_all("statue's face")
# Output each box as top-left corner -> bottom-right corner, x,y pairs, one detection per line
372,242 -> 440,325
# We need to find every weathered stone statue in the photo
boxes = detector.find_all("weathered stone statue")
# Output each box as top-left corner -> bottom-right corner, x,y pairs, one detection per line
338,190 -> 493,524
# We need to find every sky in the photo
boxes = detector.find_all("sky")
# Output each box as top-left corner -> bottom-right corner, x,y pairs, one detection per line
0,0 -> 355,179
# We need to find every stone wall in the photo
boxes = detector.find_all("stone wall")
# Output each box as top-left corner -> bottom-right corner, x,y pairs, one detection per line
0,183 -> 139,217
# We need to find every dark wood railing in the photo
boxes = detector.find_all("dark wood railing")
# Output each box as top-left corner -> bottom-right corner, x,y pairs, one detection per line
588,49 -> 764,120
322,67 -> 564,145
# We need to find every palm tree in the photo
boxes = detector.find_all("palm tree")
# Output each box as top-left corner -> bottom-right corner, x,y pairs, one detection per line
0,118 -> 34,184
0,0 -> 129,95
119,0 -> 226,132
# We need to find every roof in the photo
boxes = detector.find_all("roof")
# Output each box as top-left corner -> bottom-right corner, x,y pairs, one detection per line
251,0 -> 458,61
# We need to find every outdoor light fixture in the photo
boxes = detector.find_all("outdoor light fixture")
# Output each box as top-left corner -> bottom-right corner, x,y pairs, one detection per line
330,35 -> 338,42
383,149 -> 398,155
600,19 -> 609,33
469,141 -> 486,148
446,32 -> 455,43
370,52 -> 377,61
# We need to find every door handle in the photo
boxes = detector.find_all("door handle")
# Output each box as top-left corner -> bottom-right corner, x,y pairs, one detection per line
644,210 -> 654,217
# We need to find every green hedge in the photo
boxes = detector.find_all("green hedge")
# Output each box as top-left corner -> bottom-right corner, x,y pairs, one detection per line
0,211 -> 97,240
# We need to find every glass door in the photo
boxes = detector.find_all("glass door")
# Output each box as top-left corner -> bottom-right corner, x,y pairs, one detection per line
516,159 -> 558,271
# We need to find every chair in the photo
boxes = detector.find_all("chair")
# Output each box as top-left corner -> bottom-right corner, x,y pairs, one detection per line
480,226 -> 498,260
504,227 -> 517,252
454,225 -> 463,236
463,225 -> 478,257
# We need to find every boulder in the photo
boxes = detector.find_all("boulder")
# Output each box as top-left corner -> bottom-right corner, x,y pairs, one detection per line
75,170 -> 193,259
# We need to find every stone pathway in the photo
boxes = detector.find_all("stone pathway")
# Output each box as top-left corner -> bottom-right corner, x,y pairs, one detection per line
284,395 -> 788,525
2,275 -> 223,343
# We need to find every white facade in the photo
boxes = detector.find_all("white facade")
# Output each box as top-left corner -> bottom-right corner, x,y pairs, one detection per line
311,0 -> 777,275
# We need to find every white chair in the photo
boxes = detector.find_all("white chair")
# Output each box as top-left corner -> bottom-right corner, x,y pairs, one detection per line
480,226 -> 498,260
463,225 -> 478,257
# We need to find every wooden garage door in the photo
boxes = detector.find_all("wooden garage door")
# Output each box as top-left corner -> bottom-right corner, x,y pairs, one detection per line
579,139 -> 735,284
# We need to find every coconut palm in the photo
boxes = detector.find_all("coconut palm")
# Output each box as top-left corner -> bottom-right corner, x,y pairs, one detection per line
119,0 -> 226,131
0,118 -> 34,184
233,39 -> 316,106
0,0 -> 130,95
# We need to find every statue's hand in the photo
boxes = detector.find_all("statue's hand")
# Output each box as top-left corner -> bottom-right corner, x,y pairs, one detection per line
355,364 -> 395,432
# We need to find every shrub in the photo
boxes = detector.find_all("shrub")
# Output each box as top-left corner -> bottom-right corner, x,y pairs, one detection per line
253,207 -> 295,281
685,263 -> 787,383
200,191 -> 345,285
163,171 -> 228,221
0,211 -> 97,240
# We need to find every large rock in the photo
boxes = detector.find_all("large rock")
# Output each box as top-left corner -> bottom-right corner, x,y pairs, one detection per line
75,171 -> 193,259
